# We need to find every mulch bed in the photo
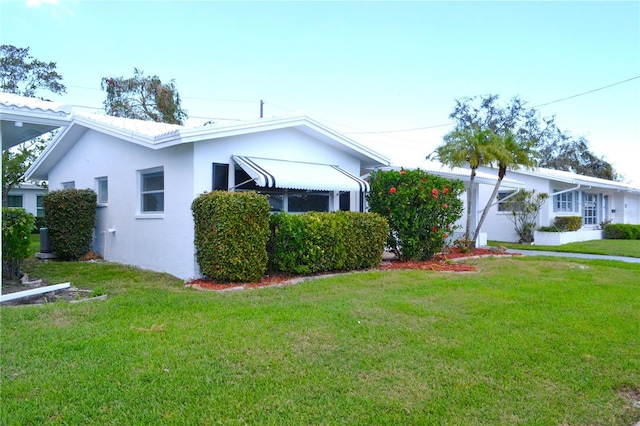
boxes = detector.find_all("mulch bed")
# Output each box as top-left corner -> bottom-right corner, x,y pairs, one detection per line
187,247 -> 519,292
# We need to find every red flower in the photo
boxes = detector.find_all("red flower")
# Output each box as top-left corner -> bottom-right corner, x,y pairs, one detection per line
421,178 -> 427,182
432,188 -> 439,198
389,187 -> 397,194
432,226 -> 438,232
443,187 -> 449,194
443,203 -> 448,209
444,233 -> 448,238
400,170 -> 406,175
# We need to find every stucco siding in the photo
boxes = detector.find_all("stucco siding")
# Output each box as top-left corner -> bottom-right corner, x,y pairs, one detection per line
47,130 -> 196,279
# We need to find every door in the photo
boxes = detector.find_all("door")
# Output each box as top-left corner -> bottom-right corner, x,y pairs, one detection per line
583,193 -> 598,226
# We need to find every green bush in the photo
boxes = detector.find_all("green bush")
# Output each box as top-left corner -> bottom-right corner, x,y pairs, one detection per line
553,216 -> 582,231
537,225 -> 562,232
43,189 -> 97,260
603,224 -> 640,240
192,191 -> 271,283
2,208 -> 35,280
366,168 -> 464,261
268,211 -> 388,275
32,216 -> 47,234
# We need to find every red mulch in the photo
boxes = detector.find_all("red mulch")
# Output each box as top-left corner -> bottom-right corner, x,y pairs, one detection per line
187,248 -> 518,291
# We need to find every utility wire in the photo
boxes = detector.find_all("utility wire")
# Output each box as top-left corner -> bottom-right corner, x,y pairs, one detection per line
530,75 -> 640,108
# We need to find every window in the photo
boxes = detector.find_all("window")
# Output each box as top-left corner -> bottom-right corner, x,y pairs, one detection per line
61,181 -> 75,189
583,193 -> 598,225
140,168 -> 164,213
288,192 -> 330,213
212,163 -> 229,191
339,192 -> 350,211
96,177 -> 108,204
36,196 -> 45,217
497,191 -> 522,212
233,166 -> 331,213
553,190 -> 574,212
7,195 -> 23,208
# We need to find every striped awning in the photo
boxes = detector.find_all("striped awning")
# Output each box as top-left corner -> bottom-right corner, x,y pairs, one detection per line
232,156 -> 369,192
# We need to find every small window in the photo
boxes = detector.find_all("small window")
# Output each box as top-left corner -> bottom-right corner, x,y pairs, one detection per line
96,177 -> 108,204
36,196 -> 45,217
339,192 -> 350,211
61,181 -> 75,189
140,168 -> 164,213
212,163 -> 229,191
497,191 -> 518,212
288,192 -> 330,213
553,190 -> 574,212
7,195 -> 23,208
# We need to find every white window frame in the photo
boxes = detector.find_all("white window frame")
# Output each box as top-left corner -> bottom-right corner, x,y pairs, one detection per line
553,190 -> 574,213
61,181 -> 75,189
139,167 -> 164,215
36,195 -> 45,217
96,177 -> 108,205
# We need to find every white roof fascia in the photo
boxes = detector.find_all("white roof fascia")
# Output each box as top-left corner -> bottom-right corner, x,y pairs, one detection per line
512,167 -> 640,193
180,115 -> 391,167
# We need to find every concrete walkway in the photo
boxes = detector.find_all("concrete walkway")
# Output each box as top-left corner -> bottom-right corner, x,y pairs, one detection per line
505,249 -> 640,264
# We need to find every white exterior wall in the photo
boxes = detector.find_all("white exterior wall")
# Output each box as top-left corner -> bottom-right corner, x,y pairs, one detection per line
193,128 -> 361,195
47,129 -> 196,280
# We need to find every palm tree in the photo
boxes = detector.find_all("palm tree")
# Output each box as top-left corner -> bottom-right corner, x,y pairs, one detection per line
471,130 -> 538,244
434,125 -> 502,248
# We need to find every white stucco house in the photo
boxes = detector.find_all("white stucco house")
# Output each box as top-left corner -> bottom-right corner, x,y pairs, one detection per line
6,183 -> 46,217
473,165 -> 640,243
25,112 -> 390,280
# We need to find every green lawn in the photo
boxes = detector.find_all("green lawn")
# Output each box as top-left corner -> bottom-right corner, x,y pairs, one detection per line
489,238 -> 640,258
2,256 -> 639,425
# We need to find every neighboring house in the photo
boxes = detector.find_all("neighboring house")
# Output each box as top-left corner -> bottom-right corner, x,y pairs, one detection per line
26,112 -> 390,280
474,165 -> 640,243
6,183 -> 46,218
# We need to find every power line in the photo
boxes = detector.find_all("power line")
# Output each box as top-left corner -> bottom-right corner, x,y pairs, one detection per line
531,75 -> 640,108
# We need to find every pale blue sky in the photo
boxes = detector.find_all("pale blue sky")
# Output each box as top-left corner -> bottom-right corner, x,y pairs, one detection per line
2,1 -> 639,184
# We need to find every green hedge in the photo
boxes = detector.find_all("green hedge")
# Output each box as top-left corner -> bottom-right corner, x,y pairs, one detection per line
268,211 -> 389,275
553,216 -> 582,231
43,189 -> 97,260
2,208 -> 35,280
603,224 -> 640,240
192,191 -> 271,283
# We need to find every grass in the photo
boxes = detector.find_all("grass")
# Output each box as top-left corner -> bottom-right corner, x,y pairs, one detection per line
489,238 -> 640,258
2,255 -> 639,425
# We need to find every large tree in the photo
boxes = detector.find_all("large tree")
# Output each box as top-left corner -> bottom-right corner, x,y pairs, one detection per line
101,68 -> 187,125
434,95 -> 543,248
0,45 -> 66,98
1,44 -> 66,207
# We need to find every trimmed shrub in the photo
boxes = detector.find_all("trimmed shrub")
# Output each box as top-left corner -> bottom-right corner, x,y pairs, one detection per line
268,211 -> 389,275
192,191 -> 270,282
43,189 -> 97,260
553,216 -> 582,231
537,225 -> 562,233
603,224 -> 640,240
366,168 -> 464,261
2,208 -> 35,280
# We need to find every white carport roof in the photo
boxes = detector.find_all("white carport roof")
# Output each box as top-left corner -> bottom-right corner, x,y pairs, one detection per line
0,93 -> 72,150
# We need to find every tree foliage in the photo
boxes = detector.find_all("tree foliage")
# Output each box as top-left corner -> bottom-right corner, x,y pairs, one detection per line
367,168 -> 464,261
2,207 -> 35,280
101,68 -> 188,125
538,134 -> 619,180
0,45 -> 66,97
1,45 -> 65,206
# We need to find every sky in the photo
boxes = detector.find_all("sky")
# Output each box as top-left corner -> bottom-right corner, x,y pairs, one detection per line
1,0 -> 639,185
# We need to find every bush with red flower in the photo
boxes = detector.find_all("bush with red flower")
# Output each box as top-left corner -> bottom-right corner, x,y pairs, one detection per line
367,168 -> 464,261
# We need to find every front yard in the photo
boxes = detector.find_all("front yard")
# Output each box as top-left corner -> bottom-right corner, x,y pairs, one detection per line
1,255 -> 639,425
